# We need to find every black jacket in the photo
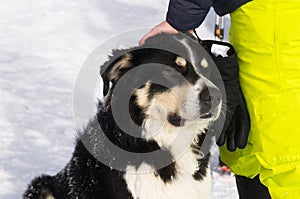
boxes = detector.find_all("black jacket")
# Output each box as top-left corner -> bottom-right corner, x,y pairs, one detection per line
166,0 -> 251,30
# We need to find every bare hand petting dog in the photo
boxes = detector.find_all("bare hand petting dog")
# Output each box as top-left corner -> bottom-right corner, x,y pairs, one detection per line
139,21 -> 194,46
139,21 -> 177,46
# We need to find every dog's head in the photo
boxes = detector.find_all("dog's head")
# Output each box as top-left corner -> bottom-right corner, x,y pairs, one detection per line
100,33 -> 222,147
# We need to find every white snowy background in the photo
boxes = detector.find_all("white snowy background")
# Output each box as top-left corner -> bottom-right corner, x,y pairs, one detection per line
0,0 -> 238,198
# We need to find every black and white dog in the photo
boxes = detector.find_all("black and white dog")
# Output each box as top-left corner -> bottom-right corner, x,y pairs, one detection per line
24,33 -> 222,199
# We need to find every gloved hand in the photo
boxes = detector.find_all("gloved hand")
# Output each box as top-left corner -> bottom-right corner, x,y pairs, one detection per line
201,40 -> 250,151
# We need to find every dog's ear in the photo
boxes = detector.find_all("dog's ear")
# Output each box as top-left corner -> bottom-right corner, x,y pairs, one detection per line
101,51 -> 134,96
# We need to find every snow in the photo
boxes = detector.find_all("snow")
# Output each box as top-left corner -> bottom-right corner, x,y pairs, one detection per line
0,0 -> 237,198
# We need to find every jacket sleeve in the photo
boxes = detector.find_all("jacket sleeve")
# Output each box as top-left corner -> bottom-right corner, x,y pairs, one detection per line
166,0 -> 212,31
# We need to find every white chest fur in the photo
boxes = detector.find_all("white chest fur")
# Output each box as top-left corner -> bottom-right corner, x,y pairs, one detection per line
123,149 -> 213,199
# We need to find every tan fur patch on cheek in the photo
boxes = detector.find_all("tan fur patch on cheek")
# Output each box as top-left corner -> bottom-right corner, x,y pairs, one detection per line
150,98 -> 176,119
108,53 -> 133,80
147,84 -> 191,114
135,84 -> 192,122
148,90 -> 182,118
200,58 -> 208,68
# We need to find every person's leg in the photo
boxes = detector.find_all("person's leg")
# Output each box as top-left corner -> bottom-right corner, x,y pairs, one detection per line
228,0 -> 300,198
235,175 -> 271,199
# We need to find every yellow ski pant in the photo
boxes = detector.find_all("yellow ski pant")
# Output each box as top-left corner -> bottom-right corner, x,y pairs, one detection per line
220,0 -> 300,198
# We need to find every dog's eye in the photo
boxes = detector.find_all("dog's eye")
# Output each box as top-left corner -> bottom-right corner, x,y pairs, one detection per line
167,113 -> 185,127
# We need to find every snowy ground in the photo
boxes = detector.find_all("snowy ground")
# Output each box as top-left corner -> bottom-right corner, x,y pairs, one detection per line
0,0 -> 238,198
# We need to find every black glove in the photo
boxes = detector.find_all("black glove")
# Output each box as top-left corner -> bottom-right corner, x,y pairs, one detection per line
201,40 -> 250,152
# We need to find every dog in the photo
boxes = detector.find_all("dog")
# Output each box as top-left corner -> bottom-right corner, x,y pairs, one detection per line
23,33 -> 222,199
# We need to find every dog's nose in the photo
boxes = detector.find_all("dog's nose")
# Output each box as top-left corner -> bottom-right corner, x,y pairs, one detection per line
199,87 -> 211,102
199,86 -> 221,118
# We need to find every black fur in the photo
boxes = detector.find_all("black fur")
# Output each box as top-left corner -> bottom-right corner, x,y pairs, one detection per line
24,106 -> 211,198
167,113 -> 185,127
147,83 -> 169,101
23,175 -> 56,198
24,103 -> 177,199
192,130 -> 213,181
193,153 -> 211,181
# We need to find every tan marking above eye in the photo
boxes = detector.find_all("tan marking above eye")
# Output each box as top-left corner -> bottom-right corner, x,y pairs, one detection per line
175,57 -> 187,67
200,58 -> 208,68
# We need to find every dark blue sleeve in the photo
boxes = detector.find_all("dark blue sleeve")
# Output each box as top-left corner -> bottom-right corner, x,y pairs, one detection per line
166,0 -> 212,30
